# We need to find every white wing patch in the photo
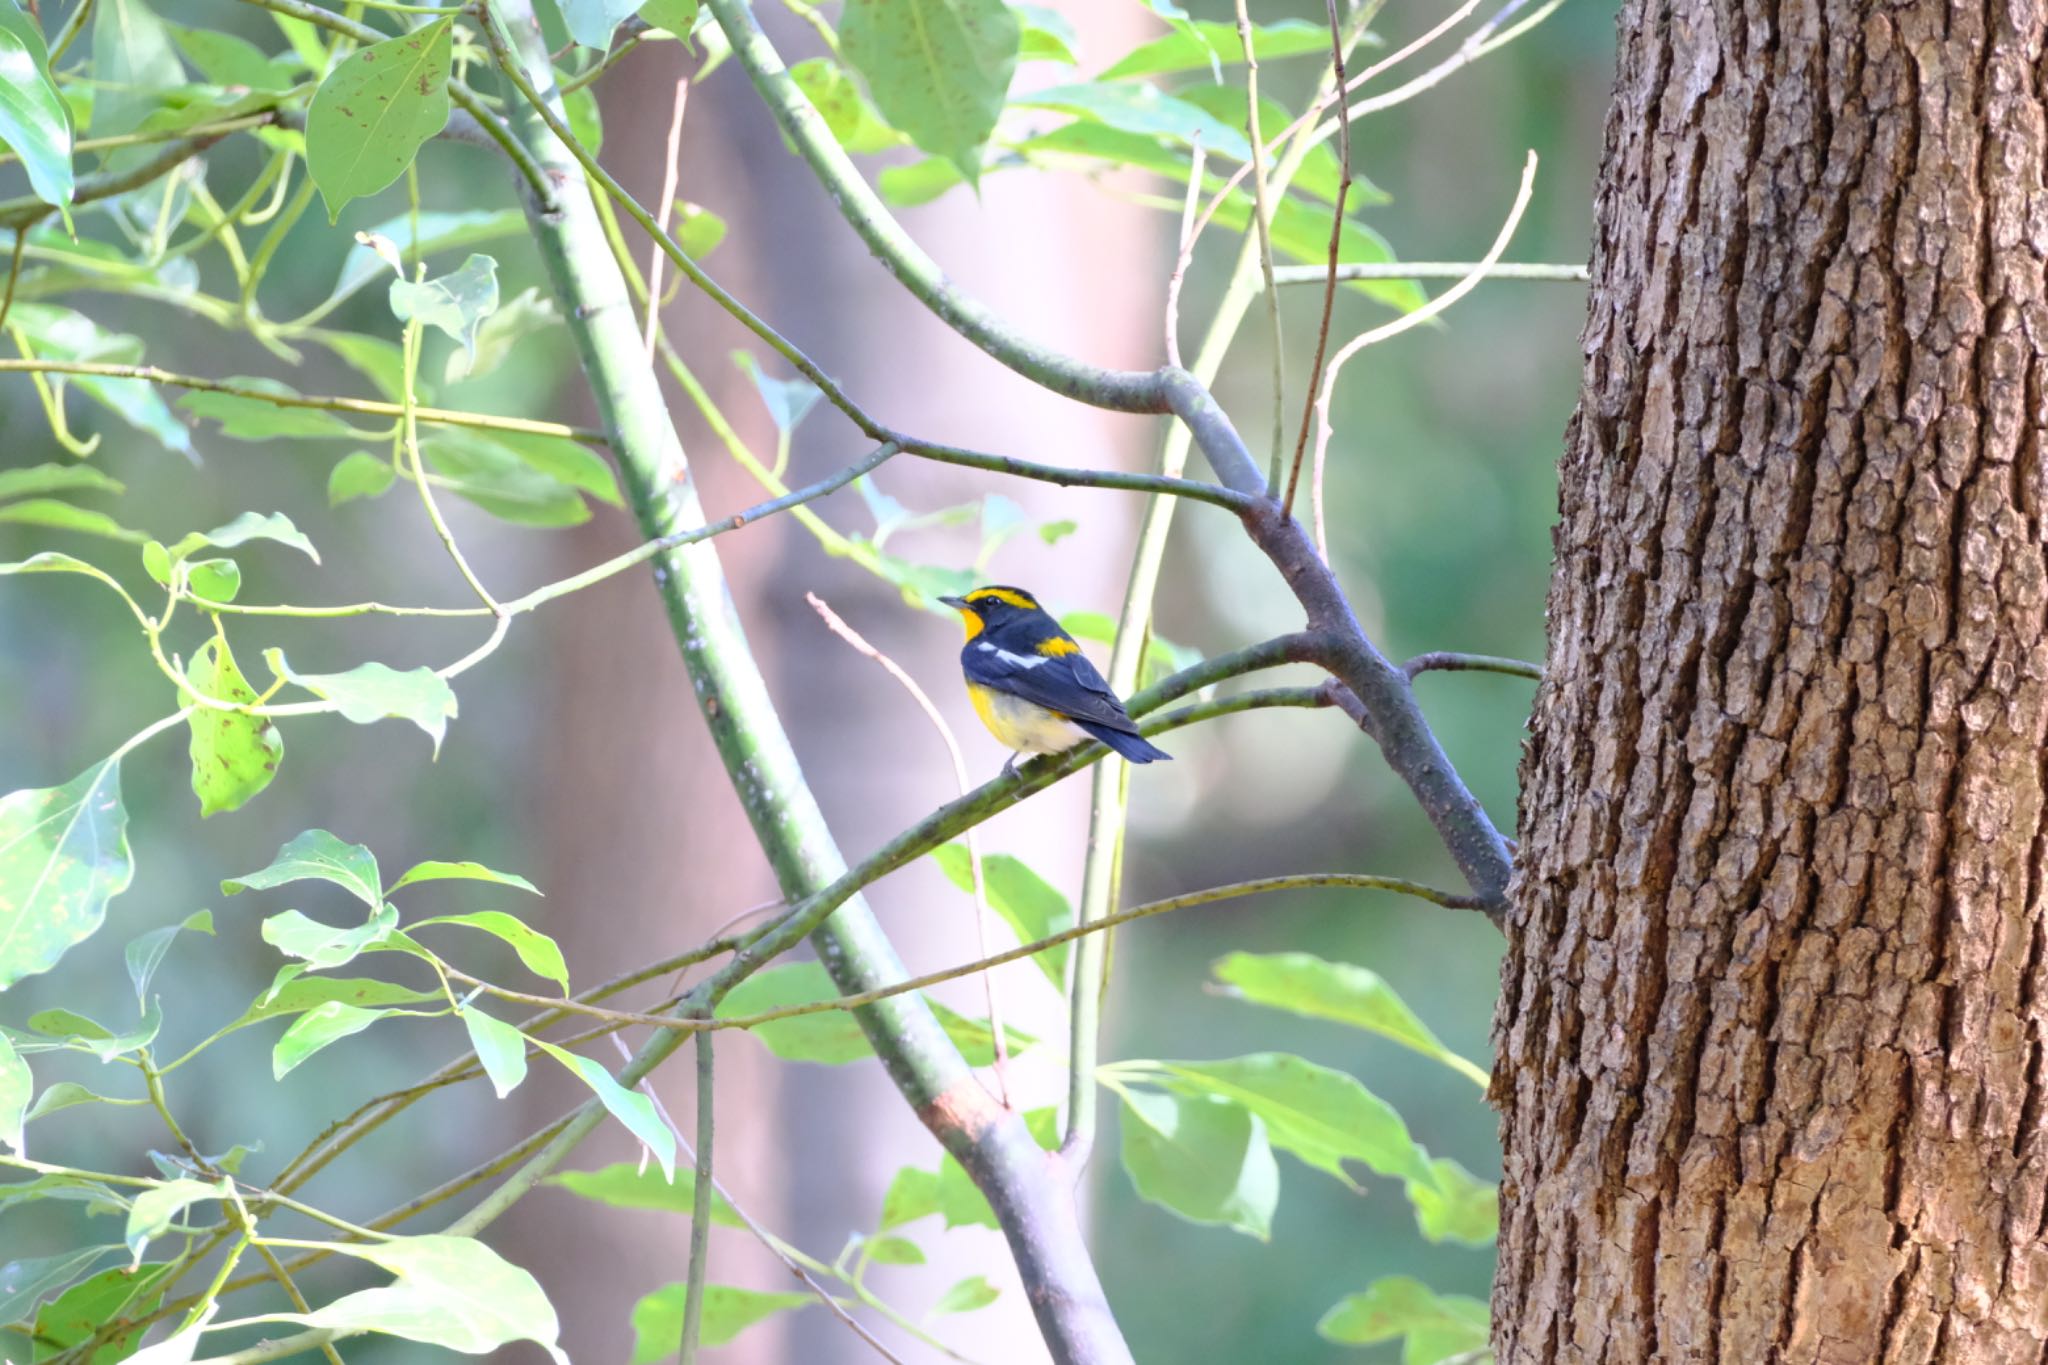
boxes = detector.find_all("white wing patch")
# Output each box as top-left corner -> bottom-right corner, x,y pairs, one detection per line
976,641 -> 1049,669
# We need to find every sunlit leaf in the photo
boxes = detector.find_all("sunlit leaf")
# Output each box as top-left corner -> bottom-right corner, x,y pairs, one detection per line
0,0 -> 74,213
671,200 -> 725,258
390,252 -> 498,362
225,976 -> 438,1033
638,0 -> 699,37
322,210 -> 526,316
31,1260 -> 174,1362
1118,1088 -> 1277,1240
185,557 -> 240,602
124,1178 -> 218,1260
419,430 -> 594,528
25,1080 -> 135,1122
7,303 -> 192,458
930,843 -> 1071,986
546,1162 -> 740,1225
124,908 -> 213,1009
306,18 -> 454,220
459,1006 -> 528,1098
1406,1156 -> 1498,1246
1211,951 -> 1489,1086
0,498 -> 142,543
273,1001 -> 401,1079
387,859 -> 540,897
292,1234 -> 564,1360
632,1284 -> 809,1360
1160,1053 -> 1432,1188
178,382 -> 370,441
0,1032 -> 26,1152
791,57 -> 902,154
1102,17 -> 1335,78
446,285 -> 559,383
932,1274 -> 999,1315
182,636 -> 283,818
1017,80 -> 1250,161
878,1165 -> 940,1230
173,509 -> 321,563
560,0 -> 642,49
1013,4 -> 1078,62
265,651 -> 459,755
223,828 -> 381,906
533,1040 -> 674,1180
715,962 -> 865,1064
413,911 -> 568,991
0,759 -> 130,991
839,0 -> 1019,186
260,906 -> 399,972
1317,1275 -> 1490,1360
0,463 -> 118,504
865,1234 -> 924,1265
89,0 -> 182,141
937,1152 -> 997,1229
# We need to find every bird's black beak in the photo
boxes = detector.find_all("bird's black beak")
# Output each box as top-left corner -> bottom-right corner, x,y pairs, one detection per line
938,595 -> 970,611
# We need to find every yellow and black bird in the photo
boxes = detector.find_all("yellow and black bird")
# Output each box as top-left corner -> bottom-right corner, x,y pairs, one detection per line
939,585 -> 1171,773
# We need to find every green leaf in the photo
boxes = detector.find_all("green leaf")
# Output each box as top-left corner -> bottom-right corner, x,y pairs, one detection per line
0,1032 -> 25,1152
273,1001 -> 397,1079
937,1152 -> 997,1228
546,1162 -> 741,1225
0,499 -> 143,543
1160,1053 -> 1432,1188
226,976 -> 439,1032
930,844 -> 1071,986
672,200 -> 725,258
638,0 -> 699,37
445,285 -> 559,384
177,379 -> 372,440
427,427 -> 621,506
632,1284 -> 809,1360
877,156 -> 963,207
878,1165 -> 940,1230
327,451 -> 397,506
929,1000 -> 1036,1067
1013,4 -> 1078,62
171,26 -> 299,91
389,252 -> 498,362
388,859 -> 540,896
839,0 -> 1019,186
182,636 -> 283,818
305,18 -> 454,221
25,1080 -> 135,1122
932,1274 -> 1000,1316
0,759 -> 130,991
790,57 -> 902,154
1017,80 -> 1250,161
1038,518 -> 1077,544
294,1234 -> 563,1359
561,0 -> 642,49
260,906 -> 398,971
459,1006 -> 528,1098
534,1040 -> 675,1180
1058,610 -> 1196,690
1317,1275 -> 1490,1361
25,1008 -> 110,1042
1101,18 -> 1335,78
89,0 -> 182,141
732,351 -> 823,437
1118,1088 -> 1277,1240
865,1234 -> 924,1265
413,911 -> 568,991
265,651 -> 459,755
1406,1156 -> 1498,1246
0,1248 -> 117,1327
124,1179 -> 219,1260
1173,83 -> 1382,209
123,909 -> 213,1010
0,2 -> 74,213
322,209 -> 526,317
223,829 -> 381,907
185,558 -> 240,602
30,1260 -> 174,1363
419,430 -> 593,527
118,1304 -> 212,1364
716,961 -> 866,1064
0,462 -> 123,502
174,509 -> 322,563
7,304 -> 192,458
1211,951 -> 1489,1086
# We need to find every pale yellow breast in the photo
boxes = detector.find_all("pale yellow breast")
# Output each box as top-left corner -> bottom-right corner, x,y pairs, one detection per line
968,684 -> 1088,754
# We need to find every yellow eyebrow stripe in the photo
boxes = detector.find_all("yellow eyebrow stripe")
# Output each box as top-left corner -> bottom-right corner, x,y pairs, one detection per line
966,587 -> 1038,610
1034,636 -> 1080,657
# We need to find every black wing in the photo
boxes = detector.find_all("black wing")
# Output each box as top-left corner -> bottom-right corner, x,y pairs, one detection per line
961,641 -> 1142,734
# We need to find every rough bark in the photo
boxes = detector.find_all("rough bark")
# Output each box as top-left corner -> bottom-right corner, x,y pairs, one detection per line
1494,0 -> 2048,1359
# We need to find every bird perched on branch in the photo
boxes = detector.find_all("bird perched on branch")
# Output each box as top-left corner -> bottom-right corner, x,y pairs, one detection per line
939,585 -> 1172,774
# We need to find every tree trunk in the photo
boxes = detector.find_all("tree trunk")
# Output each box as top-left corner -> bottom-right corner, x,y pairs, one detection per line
1494,0 -> 2048,1359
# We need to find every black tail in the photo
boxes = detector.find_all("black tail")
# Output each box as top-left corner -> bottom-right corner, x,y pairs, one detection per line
1077,720 -> 1171,763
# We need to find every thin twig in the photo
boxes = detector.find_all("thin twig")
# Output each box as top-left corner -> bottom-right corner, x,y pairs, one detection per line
645,78 -> 689,361
678,1032 -> 714,1365
1284,0 -> 1353,518
1163,134 -> 1206,369
802,599 -> 1014,1104
1402,650 -> 1543,680
1234,0 -> 1287,483
1271,260 -> 1588,284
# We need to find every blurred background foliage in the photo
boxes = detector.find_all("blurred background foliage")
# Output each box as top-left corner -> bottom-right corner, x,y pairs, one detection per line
0,0 -> 1615,1359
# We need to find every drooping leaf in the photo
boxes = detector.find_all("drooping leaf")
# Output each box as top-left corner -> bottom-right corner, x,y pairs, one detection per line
30,1260 -> 175,1362
123,909 -> 213,1010
839,0 -> 1019,186
387,859 -> 540,897
182,636 -> 283,817
327,451 -> 397,506
1211,951 -> 1489,1086
0,498 -> 142,543
273,1002 -> 403,1079
412,911 -> 568,991
264,651 -> 459,755
321,209 -> 526,316
533,1040 -> 675,1180
1406,1156 -> 1499,1246
1101,17 -> 1336,79
930,844 -> 1071,986
0,463 -> 123,502
223,829 -> 381,907
260,906 -> 399,972
731,351 -> 823,437
1160,1053 -> 1433,1188
291,1234 -> 563,1359
931,1274 -> 999,1315
124,1179 -> 219,1260
1316,1275 -> 1490,1361
0,1032 -> 26,1152
445,285 -> 559,383
631,1284 -> 809,1360
178,382 -> 369,441
459,1007 -> 528,1098
0,1 -> 74,213
7,304 -> 192,458
389,252 -> 498,362
0,760 -> 130,991
172,510 -> 321,563
546,1163 -> 741,1225
790,57 -> 902,154
1118,1088 -> 1277,1240
305,18 -> 454,220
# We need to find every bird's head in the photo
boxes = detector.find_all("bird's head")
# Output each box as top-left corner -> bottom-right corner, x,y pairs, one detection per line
938,585 -> 1043,640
